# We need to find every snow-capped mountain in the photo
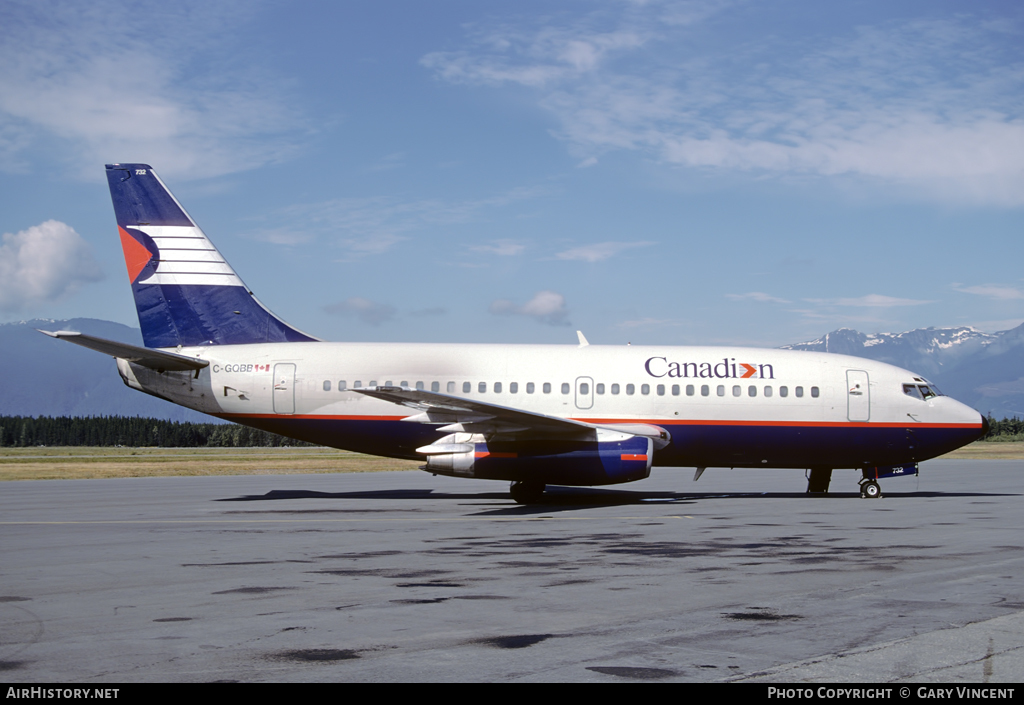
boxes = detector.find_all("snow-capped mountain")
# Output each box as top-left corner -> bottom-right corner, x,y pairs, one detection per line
781,327 -> 1001,377
783,324 -> 1024,418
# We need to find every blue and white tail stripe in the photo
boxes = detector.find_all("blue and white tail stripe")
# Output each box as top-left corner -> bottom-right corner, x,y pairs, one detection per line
106,164 -> 317,348
129,224 -> 243,287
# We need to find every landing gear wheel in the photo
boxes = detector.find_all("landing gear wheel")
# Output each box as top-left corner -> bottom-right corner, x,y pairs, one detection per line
510,481 -> 546,504
862,481 -> 881,499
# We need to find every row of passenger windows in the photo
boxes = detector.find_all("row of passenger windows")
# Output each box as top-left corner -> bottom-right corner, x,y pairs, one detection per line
322,379 -> 819,398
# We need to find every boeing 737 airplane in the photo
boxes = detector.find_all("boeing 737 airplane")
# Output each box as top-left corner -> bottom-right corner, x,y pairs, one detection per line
43,164 -> 987,502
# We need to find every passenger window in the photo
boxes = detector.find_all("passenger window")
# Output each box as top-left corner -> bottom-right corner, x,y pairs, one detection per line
398,380 -> 406,387
527,382 -> 535,394
641,384 -> 650,395
611,384 -> 620,395
431,381 -> 440,392
510,382 -> 518,394
561,383 -> 570,394
543,383 -> 552,394
447,381 -> 455,393
495,382 -> 503,393
626,384 -> 635,395
479,382 -> 487,393
354,380 -> 363,388
671,384 -> 680,396
339,380 -> 347,391
463,381 -> 471,393
385,381 -> 393,387
795,386 -> 804,398
764,386 -> 772,397
779,386 -> 788,397
596,383 -> 605,395
686,384 -> 695,396
580,383 -> 589,395
323,380 -> 331,391
717,385 -> 725,397
701,385 -> 710,397
416,381 -> 424,390
748,385 -> 757,397
656,384 -> 665,396
369,380 -> 377,387
811,386 -> 819,398
732,385 -> 741,397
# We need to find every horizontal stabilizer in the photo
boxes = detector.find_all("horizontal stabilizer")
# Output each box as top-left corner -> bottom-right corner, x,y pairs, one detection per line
38,330 -> 209,372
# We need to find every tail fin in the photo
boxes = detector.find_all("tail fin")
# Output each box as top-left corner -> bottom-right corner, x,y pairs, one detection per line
105,164 -> 317,348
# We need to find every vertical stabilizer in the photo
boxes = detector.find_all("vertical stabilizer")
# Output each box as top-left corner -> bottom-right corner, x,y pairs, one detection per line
105,164 -> 317,348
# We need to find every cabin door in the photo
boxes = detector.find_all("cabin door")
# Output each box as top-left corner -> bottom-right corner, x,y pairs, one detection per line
273,363 -> 296,414
846,369 -> 870,422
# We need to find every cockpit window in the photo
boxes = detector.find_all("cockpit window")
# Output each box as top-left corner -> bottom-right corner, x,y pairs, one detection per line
924,381 -> 944,396
903,384 -> 924,400
919,385 -> 936,400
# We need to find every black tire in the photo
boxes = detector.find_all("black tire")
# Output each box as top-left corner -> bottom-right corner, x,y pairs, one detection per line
510,481 -> 545,504
863,481 -> 881,499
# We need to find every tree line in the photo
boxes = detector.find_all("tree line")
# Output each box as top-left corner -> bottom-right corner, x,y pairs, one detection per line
0,416 -> 314,448
0,414 -> 1020,448
985,416 -> 1024,441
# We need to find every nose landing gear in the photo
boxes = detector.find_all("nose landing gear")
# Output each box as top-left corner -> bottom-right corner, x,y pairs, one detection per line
860,480 -> 882,499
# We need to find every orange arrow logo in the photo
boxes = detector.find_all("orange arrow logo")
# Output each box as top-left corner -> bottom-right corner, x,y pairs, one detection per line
118,226 -> 153,284
740,363 -> 757,378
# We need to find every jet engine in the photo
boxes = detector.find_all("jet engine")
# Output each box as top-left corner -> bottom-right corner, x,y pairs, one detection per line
419,430 -> 653,486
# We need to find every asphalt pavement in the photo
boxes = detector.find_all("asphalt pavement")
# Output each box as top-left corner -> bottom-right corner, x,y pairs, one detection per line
2,460 -> 1022,683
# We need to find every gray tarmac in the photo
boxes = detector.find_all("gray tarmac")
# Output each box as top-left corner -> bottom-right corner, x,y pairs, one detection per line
2,460 -> 1023,683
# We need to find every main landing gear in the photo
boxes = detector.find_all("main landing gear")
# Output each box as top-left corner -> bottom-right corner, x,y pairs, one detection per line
510,481 -> 546,504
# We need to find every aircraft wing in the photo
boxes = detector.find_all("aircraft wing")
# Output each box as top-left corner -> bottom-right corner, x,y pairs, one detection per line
38,330 -> 209,372
351,385 -> 668,444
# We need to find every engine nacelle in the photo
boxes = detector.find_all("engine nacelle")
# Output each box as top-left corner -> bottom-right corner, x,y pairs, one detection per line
423,432 -> 653,486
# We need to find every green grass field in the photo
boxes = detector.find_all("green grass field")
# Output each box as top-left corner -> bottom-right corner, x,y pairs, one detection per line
0,441 -> 1019,481
0,446 -> 421,481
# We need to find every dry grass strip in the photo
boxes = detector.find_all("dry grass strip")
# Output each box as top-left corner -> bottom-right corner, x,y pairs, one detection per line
1,440 -> 1020,481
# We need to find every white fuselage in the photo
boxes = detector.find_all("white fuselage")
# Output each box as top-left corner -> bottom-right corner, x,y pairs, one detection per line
117,341 -> 985,470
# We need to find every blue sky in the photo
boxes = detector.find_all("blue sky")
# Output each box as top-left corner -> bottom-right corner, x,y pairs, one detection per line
1,0 -> 1022,347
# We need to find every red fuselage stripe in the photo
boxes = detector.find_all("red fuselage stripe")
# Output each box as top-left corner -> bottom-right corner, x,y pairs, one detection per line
220,412 -> 981,430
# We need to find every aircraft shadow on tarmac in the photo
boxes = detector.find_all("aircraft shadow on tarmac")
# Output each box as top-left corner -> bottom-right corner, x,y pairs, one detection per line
215,487 -> 1019,516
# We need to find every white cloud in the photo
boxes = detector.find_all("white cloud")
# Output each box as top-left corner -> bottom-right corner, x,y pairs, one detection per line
806,294 -> 934,308
253,186 -> 548,259
323,297 -> 397,326
554,240 -> 655,262
726,292 -> 791,304
617,316 -> 687,329
0,220 -> 103,313
424,9 -> 1024,205
952,284 -> 1024,300
0,1 -> 307,180
490,290 -> 569,326
471,240 -> 527,256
